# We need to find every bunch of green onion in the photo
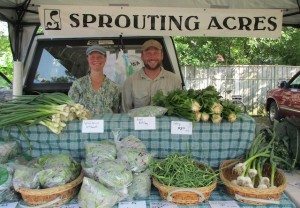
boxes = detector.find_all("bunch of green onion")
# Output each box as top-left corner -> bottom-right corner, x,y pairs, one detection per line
231,129 -> 292,189
0,93 -> 90,134
150,153 -> 217,188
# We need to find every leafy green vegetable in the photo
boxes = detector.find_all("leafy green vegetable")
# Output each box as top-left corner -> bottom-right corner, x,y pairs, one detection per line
152,89 -> 201,121
0,166 -> 9,186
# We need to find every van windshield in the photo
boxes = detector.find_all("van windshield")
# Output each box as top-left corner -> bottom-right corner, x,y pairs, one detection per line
24,37 -> 176,94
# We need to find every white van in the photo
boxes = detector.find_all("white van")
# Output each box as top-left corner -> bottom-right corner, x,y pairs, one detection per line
22,35 -> 183,94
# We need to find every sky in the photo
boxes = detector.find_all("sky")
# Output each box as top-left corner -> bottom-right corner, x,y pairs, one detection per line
0,21 -> 8,36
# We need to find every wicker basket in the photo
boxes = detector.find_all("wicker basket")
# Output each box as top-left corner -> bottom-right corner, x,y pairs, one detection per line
220,159 -> 287,205
16,171 -> 84,206
152,163 -> 217,205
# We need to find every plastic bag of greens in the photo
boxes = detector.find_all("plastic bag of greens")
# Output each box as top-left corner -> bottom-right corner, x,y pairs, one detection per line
127,169 -> 151,200
119,135 -> 146,150
85,140 -> 116,166
13,165 -> 40,189
78,177 -> 119,208
36,153 -> 76,169
94,160 -> 132,190
81,161 -> 95,178
117,148 -> 151,173
128,106 -> 168,117
38,164 -> 81,188
0,165 -> 19,203
0,141 -> 21,163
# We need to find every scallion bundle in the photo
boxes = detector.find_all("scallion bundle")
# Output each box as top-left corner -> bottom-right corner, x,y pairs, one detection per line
0,93 -> 90,134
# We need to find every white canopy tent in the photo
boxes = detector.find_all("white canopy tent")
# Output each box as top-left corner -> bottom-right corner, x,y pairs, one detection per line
0,0 -> 299,62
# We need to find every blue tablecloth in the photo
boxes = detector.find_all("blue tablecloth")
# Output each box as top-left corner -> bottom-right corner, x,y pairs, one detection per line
0,113 -> 255,168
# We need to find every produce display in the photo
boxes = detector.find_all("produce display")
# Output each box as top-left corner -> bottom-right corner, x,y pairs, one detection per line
78,135 -> 152,207
0,93 -> 90,134
150,154 -> 217,188
152,86 -> 242,123
231,129 -> 292,189
13,153 -> 81,190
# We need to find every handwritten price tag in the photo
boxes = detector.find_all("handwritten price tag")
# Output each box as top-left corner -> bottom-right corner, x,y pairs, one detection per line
81,120 -> 104,133
134,117 -> 156,130
119,201 -> 147,208
209,201 -> 240,208
150,201 -> 178,208
171,121 -> 193,135
61,204 -> 80,208
0,202 -> 18,208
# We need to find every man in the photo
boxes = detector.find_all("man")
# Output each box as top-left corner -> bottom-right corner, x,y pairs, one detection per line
122,39 -> 182,112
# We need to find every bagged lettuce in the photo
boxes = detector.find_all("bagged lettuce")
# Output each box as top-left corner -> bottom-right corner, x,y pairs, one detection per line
0,141 -> 20,163
36,153 -> 75,169
119,135 -> 147,150
94,160 -> 132,189
117,148 -> 151,173
127,169 -> 151,200
38,164 -> 81,188
85,140 -> 116,166
78,177 -> 119,208
13,165 -> 40,189
0,165 -> 19,203
128,106 -> 168,117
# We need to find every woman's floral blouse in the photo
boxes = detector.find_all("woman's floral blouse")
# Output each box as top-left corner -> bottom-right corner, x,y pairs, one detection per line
68,75 -> 120,116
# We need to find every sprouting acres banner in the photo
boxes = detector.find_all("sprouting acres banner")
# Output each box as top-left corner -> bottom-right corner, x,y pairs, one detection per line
39,5 -> 282,38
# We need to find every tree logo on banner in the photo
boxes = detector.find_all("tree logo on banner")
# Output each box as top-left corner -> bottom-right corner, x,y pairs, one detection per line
44,9 -> 62,30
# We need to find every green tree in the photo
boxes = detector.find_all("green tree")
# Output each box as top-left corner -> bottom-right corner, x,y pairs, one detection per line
174,27 -> 300,67
0,30 -> 13,80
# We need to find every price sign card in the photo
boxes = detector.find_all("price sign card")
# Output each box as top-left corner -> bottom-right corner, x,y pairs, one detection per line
134,117 -> 156,130
150,201 -> 178,208
0,202 -> 18,208
81,120 -> 104,133
171,121 -> 193,135
209,201 -> 240,208
61,204 -> 79,208
119,201 -> 147,208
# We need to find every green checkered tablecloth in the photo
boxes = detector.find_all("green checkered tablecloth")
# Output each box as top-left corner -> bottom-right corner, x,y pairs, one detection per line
135,187 -> 296,208
2,186 -> 296,207
0,113 -> 255,168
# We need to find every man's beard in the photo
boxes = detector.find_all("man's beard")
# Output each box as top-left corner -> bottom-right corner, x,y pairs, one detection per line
144,61 -> 162,70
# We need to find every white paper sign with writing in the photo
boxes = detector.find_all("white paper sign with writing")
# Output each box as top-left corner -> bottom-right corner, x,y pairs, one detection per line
134,117 -> 156,130
60,204 -> 80,208
0,202 -> 18,208
171,121 -> 193,135
119,201 -> 147,208
209,200 -> 240,208
150,201 -> 178,208
82,120 -> 104,133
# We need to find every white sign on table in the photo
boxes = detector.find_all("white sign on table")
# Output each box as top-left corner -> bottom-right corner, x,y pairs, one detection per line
134,117 -> 156,130
60,204 -> 80,208
81,120 -> 104,133
150,201 -> 178,208
0,202 -> 18,208
171,121 -> 193,135
119,201 -> 147,208
209,201 -> 240,208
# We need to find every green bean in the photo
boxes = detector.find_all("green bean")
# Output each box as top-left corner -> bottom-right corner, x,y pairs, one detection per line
149,153 -> 218,188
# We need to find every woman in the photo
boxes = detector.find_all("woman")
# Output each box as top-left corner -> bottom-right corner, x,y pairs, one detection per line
68,45 -> 120,116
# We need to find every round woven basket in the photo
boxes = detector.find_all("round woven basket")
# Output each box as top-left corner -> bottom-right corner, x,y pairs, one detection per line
16,171 -> 84,206
220,159 -> 287,205
152,163 -> 217,205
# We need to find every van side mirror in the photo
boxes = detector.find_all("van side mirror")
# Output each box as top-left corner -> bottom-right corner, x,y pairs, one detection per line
279,81 -> 287,88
